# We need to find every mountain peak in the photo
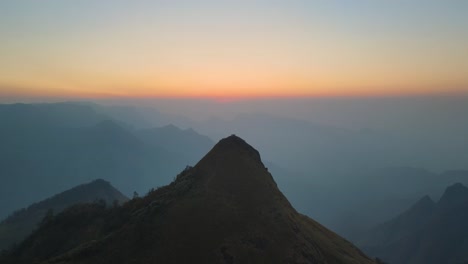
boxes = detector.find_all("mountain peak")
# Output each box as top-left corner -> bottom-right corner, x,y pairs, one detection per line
445,182 -> 467,192
218,134 -> 248,144
89,178 -> 111,187
438,182 -> 468,210
209,134 -> 261,163
1,135 -> 374,264
415,195 -> 435,208
441,182 -> 468,198
191,135 -> 277,201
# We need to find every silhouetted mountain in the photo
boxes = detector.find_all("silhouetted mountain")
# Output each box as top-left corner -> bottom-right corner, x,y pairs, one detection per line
3,102 -> 468,248
358,183 -> 468,264
185,113 -> 468,238
357,196 -> 435,256
327,167 -> 468,241
261,165 -> 468,244
0,103 -> 208,220
437,182 -> 468,211
0,135 -> 374,264
0,179 -> 128,251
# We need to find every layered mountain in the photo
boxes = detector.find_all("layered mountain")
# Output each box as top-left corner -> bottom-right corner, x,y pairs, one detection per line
325,167 -> 468,241
188,112 -> 468,239
136,124 -> 214,165
0,103 -> 209,219
358,182 -> 468,264
93,104 -> 193,129
0,135 -> 374,264
0,179 -> 128,251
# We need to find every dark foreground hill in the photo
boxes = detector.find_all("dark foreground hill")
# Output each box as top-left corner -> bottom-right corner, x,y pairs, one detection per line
0,179 -> 128,251
358,182 -> 468,264
0,135 -> 374,264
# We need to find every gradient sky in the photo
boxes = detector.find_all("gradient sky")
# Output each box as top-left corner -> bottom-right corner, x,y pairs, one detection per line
1,0 -> 467,98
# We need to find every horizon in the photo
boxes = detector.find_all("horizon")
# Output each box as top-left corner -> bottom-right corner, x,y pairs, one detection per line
2,2 -> 468,262
2,90 -> 468,104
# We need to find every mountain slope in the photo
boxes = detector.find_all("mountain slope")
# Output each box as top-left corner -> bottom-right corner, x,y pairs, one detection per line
358,183 -> 468,264
0,103 -> 204,219
0,179 -> 128,251
1,135 -> 374,264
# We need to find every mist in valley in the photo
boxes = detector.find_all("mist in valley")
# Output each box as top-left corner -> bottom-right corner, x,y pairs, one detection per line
2,1 -> 468,262
93,96 -> 468,238
2,96 -> 467,241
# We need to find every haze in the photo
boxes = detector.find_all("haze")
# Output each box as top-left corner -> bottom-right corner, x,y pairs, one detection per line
1,1 -> 468,263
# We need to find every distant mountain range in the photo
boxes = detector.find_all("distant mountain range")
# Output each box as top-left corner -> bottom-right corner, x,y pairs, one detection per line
0,179 -> 127,251
0,136 -> 374,264
190,112 -> 468,175
0,103 -> 213,219
2,101 -> 468,263
327,168 -> 468,241
357,182 -> 468,264
265,165 -> 468,243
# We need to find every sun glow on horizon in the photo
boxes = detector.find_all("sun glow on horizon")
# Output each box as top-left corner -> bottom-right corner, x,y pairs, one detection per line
1,1 -> 467,99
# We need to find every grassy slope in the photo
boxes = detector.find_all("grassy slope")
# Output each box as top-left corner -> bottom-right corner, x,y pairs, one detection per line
2,136 -> 374,264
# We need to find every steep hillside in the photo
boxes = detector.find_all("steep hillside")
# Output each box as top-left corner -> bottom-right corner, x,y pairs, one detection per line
1,135 -> 374,264
0,179 -> 128,251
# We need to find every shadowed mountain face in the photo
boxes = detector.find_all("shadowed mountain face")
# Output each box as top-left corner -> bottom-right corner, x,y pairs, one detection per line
0,135 -> 374,264
0,179 -> 128,251
358,183 -> 468,264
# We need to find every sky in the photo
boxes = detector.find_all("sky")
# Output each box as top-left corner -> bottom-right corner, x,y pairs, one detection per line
1,0 -> 467,99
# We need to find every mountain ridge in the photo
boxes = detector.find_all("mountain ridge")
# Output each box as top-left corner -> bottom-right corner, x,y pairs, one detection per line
358,182 -> 468,264
0,103 -> 212,219
0,179 -> 128,251
437,182 -> 468,211
1,135 -> 374,264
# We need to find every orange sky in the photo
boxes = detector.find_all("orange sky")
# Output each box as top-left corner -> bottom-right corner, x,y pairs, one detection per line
1,1 -> 467,99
